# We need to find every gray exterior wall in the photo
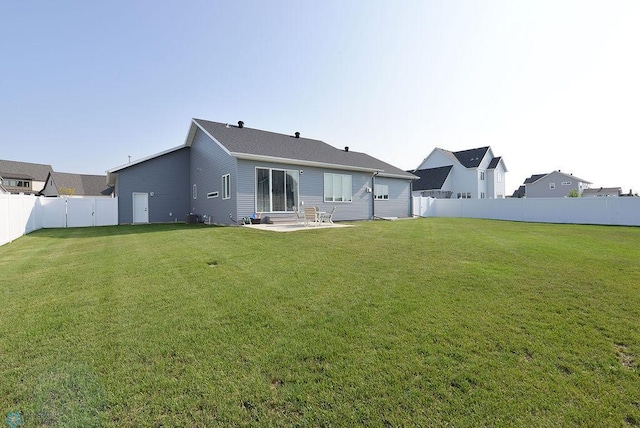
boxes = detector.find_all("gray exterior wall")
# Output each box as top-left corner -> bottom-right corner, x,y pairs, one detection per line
236,160 -> 374,222
526,171 -> 589,198
115,148 -> 190,224
373,176 -> 412,218
189,128 -> 239,224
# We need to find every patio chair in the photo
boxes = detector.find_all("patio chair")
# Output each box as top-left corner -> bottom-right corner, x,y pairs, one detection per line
320,206 -> 336,224
293,206 -> 305,225
304,206 -> 319,226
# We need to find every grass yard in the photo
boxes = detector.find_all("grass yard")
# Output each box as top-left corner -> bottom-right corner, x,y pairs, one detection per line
1,218 -> 640,427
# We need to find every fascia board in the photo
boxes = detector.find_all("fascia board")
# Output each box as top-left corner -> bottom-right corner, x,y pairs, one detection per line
232,152 -> 381,174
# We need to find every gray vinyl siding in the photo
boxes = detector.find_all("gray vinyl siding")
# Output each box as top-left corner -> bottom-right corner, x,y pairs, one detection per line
190,128 -> 238,225
373,177 -> 412,218
115,148 -> 190,224
526,171 -> 587,198
236,160 -> 374,221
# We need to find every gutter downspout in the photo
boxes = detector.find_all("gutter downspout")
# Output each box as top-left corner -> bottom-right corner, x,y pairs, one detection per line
371,172 -> 377,219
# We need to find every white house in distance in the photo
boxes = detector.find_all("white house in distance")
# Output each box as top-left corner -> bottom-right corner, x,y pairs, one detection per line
511,170 -> 591,198
412,146 -> 507,199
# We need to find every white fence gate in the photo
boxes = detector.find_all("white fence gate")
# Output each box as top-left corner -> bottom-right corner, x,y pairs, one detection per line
413,196 -> 640,226
1,194 -> 118,246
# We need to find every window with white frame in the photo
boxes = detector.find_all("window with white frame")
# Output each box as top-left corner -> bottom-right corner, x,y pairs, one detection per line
324,173 -> 352,202
457,192 -> 472,199
549,182 -> 556,190
561,181 -> 572,186
256,168 -> 299,212
497,172 -> 503,183
374,184 -> 389,200
222,174 -> 231,199
481,192 -> 485,199
192,184 -> 197,199
480,171 -> 485,181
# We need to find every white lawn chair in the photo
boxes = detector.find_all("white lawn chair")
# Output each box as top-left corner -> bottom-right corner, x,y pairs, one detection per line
320,206 -> 336,224
293,206 -> 305,225
304,206 -> 319,226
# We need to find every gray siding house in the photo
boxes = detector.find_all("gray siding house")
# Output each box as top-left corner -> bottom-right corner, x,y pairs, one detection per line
107,119 -> 416,225
512,171 -> 591,198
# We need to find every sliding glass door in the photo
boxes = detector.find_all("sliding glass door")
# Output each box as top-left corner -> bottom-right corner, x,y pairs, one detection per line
256,168 -> 299,212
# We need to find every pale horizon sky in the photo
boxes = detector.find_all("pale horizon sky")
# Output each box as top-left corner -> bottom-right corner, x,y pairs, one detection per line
2,1 -> 639,195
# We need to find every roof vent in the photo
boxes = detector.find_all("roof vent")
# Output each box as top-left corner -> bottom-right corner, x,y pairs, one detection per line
295,132 -> 300,138
344,146 -> 349,152
238,121 -> 244,128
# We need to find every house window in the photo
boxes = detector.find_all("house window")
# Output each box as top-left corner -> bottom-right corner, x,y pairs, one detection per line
374,184 -> 389,200
480,171 -> 485,181
562,181 -> 572,186
481,192 -> 485,199
256,168 -> 299,212
222,174 -> 231,199
457,192 -> 472,199
549,182 -> 556,190
207,191 -> 219,199
324,173 -> 352,202
3,179 -> 31,188
497,172 -> 503,183
192,184 -> 197,199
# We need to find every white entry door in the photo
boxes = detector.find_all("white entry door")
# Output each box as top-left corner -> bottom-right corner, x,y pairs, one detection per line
132,192 -> 149,223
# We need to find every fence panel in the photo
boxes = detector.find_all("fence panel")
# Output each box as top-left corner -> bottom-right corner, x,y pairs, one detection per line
1,195 -> 119,246
414,196 -> 640,226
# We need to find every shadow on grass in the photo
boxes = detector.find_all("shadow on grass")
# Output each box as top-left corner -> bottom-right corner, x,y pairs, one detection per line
28,223 -> 226,239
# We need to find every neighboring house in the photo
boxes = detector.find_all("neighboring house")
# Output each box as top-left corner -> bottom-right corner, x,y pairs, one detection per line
38,171 -> 114,197
412,147 -> 507,199
0,159 -> 54,194
107,119 -> 417,225
511,171 -> 591,198
581,187 -> 622,198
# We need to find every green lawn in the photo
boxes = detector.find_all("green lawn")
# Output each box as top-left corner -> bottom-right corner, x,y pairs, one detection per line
1,218 -> 640,427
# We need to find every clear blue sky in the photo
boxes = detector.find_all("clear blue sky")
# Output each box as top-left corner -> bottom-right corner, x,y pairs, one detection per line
2,0 -> 639,195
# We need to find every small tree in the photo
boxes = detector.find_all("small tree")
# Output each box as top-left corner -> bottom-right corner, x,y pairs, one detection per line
567,188 -> 580,197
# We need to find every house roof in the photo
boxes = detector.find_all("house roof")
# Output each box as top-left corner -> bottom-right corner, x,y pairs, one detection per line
511,185 -> 526,198
411,165 -> 453,191
0,159 -> 53,182
523,171 -> 592,186
189,119 -> 416,180
41,172 -> 113,196
451,147 -> 490,168
582,187 -> 622,196
523,174 -> 547,184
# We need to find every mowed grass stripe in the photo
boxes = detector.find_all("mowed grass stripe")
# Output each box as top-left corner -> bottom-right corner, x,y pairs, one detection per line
1,219 -> 639,426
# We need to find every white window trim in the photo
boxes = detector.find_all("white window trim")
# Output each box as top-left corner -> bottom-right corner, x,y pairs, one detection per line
561,181 -> 572,186
207,191 -> 219,199
550,182 -> 556,190
192,184 -> 197,199
374,184 -> 389,200
324,173 -> 353,203
222,174 -> 231,199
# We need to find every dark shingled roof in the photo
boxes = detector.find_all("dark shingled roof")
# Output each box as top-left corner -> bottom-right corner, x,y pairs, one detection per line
488,156 -> 502,169
0,159 -> 53,182
524,174 -> 546,184
451,147 -> 490,168
511,185 -> 526,198
193,119 -> 416,179
411,165 -> 453,191
41,172 -> 113,196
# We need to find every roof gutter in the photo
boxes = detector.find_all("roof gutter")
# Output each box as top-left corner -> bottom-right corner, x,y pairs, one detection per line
231,152 -> 383,174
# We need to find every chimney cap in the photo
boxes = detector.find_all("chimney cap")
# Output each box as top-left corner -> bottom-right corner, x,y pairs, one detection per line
238,121 -> 244,128
344,146 -> 349,152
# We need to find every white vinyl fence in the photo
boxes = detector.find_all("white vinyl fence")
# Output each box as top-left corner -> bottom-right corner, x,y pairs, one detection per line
1,194 -> 118,246
413,196 -> 640,226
